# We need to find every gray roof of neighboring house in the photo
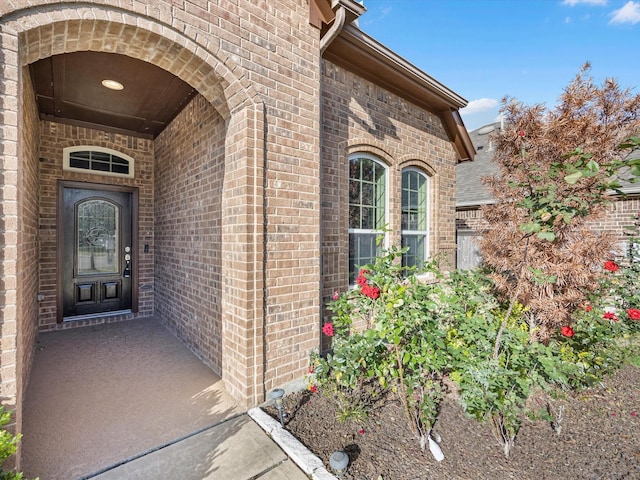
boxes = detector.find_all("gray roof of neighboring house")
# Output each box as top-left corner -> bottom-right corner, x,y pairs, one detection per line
456,122 -> 501,208
456,123 -> 640,209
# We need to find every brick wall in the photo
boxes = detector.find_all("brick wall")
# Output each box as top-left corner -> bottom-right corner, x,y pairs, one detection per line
0,26 -> 21,428
38,122 -> 155,328
242,1 -> 321,396
13,67 -> 40,443
154,94 -> 226,375
2,0 -> 322,409
594,196 -> 640,250
456,207 -> 489,232
320,59 -> 458,330
455,197 -> 640,267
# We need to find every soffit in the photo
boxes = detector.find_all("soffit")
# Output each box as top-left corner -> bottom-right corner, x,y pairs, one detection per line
29,51 -> 197,139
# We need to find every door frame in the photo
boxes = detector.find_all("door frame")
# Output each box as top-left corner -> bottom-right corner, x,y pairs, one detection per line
57,180 -> 140,323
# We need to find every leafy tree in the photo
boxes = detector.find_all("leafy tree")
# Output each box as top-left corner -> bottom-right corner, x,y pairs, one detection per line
480,63 -> 640,344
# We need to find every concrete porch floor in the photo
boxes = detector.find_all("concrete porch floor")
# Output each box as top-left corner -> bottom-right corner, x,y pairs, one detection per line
20,317 -> 249,479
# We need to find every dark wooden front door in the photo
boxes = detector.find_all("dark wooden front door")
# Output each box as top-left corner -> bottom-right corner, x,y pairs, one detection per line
61,185 -> 133,318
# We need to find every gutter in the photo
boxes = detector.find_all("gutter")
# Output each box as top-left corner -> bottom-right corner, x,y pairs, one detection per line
319,4 -> 345,54
338,24 -> 468,109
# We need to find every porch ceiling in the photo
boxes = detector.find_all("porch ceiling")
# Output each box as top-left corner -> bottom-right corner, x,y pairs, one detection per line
29,51 -> 197,139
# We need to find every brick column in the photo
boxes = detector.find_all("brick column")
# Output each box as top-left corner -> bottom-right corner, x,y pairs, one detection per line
221,103 -> 266,407
0,27 -> 20,434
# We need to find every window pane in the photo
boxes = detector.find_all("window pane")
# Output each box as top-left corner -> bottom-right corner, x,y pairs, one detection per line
349,205 -> 360,229
71,151 -> 91,160
70,158 -> 90,169
402,169 -> 428,267
349,155 -> 386,282
361,159 -> 375,182
91,161 -> 111,172
402,234 -> 425,268
361,183 -> 374,209
67,150 -> 130,176
112,164 -> 129,174
77,200 -> 119,275
349,233 -> 379,283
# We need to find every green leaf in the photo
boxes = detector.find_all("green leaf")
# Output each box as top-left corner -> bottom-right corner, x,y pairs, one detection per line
519,222 -> 541,234
564,171 -> 583,185
537,231 -> 556,242
584,159 -> 599,174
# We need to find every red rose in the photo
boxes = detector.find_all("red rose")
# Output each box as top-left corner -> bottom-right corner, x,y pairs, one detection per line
561,326 -> 574,337
585,304 -> 593,312
309,385 -> 318,394
322,323 -> 335,337
604,261 -> 619,272
332,290 -> 339,301
603,312 -> 618,322
627,308 -> 640,320
361,284 -> 380,300
356,270 -> 370,287
308,365 -> 315,374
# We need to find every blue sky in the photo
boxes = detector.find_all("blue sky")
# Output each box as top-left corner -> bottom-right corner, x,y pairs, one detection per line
358,0 -> 640,131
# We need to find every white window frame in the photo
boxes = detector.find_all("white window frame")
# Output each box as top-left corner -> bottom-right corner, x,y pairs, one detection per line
401,167 -> 430,269
63,146 -> 135,179
348,153 -> 389,283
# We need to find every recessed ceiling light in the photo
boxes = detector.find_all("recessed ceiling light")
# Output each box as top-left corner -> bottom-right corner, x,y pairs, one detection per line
101,79 -> 124,91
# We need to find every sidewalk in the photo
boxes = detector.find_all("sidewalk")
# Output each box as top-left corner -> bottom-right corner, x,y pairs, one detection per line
84,413 -> 309,480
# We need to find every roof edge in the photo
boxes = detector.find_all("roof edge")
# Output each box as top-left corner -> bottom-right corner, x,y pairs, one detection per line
324,24 -> 475,161
339,25 -> 467,109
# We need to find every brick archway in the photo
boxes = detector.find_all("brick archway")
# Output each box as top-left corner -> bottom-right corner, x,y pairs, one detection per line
0,3 -> 267,437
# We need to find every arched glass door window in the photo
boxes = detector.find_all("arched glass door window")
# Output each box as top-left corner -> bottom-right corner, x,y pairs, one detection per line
401,168 -> 429,268
348,153 -> 387,283
77,199 -> 119,275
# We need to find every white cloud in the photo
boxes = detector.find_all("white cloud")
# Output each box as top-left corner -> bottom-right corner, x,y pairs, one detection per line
562,0 -> 607,6
610,1 -> 640,24
460,98 -> 499,115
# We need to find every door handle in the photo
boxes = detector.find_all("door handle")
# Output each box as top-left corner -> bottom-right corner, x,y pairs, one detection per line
123,246 -> 131,278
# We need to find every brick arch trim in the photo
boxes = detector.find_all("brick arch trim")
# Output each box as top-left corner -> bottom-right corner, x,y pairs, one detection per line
2,3 -> 262,120
344,139 -> 394,166
397,157 -> 437,177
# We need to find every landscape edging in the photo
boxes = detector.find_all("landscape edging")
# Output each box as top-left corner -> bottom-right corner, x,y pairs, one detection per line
247,407 -> 337,480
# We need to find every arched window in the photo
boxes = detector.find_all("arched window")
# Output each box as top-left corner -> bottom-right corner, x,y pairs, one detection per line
401,168 -> 429,268
348,153 -> 387,282
63,146 -> 134,178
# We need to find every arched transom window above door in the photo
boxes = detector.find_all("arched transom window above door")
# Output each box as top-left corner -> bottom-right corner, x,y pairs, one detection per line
63,146 -> 134,179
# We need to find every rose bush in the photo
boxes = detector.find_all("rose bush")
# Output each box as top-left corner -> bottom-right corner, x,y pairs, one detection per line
311,246 -> 449,451
307,66 -> 640,461
311,247 -> 639,459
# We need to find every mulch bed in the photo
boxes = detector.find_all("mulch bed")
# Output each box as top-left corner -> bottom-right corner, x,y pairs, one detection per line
264,364 -> 640,480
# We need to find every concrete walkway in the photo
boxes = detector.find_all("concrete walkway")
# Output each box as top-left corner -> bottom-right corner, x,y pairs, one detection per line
20,317 -> 309,480
85,414 -> 307,480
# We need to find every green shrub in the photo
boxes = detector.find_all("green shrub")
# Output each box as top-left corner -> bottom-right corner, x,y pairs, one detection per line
0,407 -> 25,480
